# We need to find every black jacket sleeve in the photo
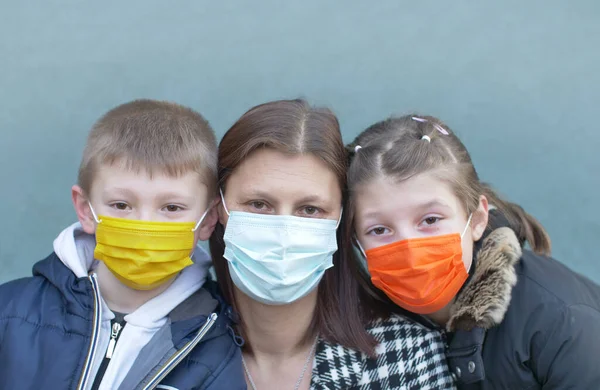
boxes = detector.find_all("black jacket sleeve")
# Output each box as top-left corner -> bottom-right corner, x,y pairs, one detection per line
533,303 -> 600,389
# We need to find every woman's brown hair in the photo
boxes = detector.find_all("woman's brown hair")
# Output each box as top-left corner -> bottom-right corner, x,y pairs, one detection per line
346,114 -> 551,255
209,98 -> 377,354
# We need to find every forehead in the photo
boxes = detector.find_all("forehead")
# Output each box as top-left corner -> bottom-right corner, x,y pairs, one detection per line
354,172 -> 463,218
91,162 -> 208,198
226,148 -> 341,202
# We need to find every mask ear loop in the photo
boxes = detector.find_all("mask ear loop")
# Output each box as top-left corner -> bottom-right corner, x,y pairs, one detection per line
335,208 -> 344,229
89,201 -> 210,231
461,213 -> 474,272
219,188 -> 231,216
88,202 -> 102,223
354,236 -> 368,259
461,213 -> 473,238
192,208 -> 210,232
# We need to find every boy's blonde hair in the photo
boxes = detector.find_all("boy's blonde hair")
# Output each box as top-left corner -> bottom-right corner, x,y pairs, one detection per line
78,99 -> 217,195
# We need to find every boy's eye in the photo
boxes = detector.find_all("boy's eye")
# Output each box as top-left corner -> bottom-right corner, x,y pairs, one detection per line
165,205 -> 183,212
112,202 -> 129,211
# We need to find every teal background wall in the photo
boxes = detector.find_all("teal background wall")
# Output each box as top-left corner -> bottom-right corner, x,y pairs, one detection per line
1,1 -> 598,283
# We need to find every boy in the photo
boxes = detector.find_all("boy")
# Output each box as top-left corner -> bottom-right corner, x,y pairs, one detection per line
0,100 -> 246,389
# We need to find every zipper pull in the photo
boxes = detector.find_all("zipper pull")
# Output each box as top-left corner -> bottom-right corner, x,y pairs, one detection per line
105,322 -> 123,359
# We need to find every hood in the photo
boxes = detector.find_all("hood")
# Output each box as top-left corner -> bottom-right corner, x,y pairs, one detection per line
52,222 -> 213,328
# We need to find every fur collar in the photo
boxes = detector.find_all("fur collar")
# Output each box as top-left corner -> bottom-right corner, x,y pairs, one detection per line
447,227 -> 522,332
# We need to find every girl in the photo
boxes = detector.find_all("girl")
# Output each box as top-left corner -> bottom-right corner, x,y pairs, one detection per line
210,101 -> 456,389
347,114 -> 600,389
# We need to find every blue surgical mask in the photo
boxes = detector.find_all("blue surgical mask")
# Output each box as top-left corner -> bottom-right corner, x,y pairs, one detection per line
220,190 -> 341,305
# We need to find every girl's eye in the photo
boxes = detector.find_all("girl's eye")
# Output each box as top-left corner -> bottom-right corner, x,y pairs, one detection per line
423,216 -> 441,225
368,227 -> 389,236
165,205 -> 183,212
112,202 -> 129,211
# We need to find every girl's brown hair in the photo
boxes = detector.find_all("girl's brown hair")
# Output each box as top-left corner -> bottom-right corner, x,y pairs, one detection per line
346,114 -> 551,255
209,98 -> 377,354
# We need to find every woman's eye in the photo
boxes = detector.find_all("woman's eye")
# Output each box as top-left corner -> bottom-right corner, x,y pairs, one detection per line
165,205 -> 183,212
250,201 -> 266,210
303,206 -> 319,215
112,202 -> 129,211
423,216 -> 440,225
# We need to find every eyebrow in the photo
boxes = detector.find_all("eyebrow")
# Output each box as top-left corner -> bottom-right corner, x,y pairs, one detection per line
102,187 -> 137,198
243,190 -> 329,206
155,192 -> 196,204
417,199 -> 453,211
295,195 -> 328,205
360,199 -> 452,220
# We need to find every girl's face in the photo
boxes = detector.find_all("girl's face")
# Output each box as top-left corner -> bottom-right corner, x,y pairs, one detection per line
353,171 -> 488,271
219,148 -> 342,223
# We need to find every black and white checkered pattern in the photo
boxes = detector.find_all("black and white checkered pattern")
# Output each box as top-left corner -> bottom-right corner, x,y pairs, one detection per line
311,314 -> 456,389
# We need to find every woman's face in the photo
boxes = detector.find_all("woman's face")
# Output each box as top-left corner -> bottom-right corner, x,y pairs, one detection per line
219,148 -> 342,224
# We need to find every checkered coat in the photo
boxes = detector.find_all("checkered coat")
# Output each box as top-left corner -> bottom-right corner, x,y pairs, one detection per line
310,314 -> 456,389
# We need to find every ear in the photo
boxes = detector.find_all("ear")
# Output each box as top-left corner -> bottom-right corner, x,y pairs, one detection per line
471,195 -> 489,241
196,196 -> 220,241
72,185 -> 97,234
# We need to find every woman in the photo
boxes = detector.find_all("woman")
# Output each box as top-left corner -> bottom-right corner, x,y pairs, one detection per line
347,114 -> 600,389
209,100 -> 455,389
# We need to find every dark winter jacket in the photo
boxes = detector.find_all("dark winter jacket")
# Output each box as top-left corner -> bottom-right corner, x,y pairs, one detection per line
0,253 -> 246,390
442,221 -> 600,389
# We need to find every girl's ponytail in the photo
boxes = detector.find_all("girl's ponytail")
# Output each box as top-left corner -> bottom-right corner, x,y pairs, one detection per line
481,183 -> 551,255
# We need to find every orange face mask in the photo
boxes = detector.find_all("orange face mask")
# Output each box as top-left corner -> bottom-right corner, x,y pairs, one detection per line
359,215 -> 471,315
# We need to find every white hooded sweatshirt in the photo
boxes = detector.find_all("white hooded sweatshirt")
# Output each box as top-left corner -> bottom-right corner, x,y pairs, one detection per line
53,222 -> 212,390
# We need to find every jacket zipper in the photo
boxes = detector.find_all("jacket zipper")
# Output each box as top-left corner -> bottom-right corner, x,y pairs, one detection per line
77,274 -> 102,390
105,322 -> 123,359
141,313 -> 218,390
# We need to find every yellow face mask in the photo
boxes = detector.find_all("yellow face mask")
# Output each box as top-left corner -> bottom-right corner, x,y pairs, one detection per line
89,204 -> 207,290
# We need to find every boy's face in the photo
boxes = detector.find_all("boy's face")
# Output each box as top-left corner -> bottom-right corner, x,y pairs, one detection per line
72,162 -> 219,243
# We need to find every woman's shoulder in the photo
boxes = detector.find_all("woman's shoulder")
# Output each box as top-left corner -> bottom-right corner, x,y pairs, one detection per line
367,313 -> 446,351
312,314 -> 455,389
367,313 -> 437,335
365,314 -> 454,389
366,313 -> 448,367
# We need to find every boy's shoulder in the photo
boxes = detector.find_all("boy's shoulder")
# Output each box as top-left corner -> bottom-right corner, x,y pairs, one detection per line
0,252 -> 92,323
0,274 -> 43,311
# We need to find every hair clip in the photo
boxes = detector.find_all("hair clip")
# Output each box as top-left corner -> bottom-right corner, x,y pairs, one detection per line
411,116 -> 449,135
421,135 -> 431,143
354,145 -> 362,152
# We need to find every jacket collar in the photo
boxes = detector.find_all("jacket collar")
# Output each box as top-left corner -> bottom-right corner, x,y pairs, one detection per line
33,254 -> 235,345
33,253 -> 96,314
443,222 -> 522,386
446,225 -> 522,332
